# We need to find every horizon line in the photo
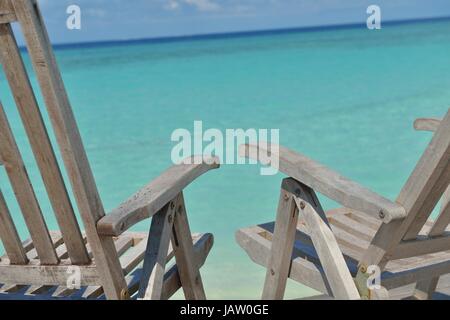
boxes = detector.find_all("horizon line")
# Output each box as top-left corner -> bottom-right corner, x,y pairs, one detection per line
51,14 -> 450,50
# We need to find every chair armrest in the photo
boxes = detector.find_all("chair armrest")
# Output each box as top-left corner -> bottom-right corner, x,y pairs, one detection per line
414,118 -> 441,132
239,143 -> 406,223
97,156 -> 219,236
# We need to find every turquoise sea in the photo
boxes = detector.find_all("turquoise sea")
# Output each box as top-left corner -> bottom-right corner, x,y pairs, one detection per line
1,18 -> 450,299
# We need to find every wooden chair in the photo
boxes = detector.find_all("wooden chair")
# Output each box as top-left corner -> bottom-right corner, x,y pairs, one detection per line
236,108 -> 450,300
0,0 -> 218,300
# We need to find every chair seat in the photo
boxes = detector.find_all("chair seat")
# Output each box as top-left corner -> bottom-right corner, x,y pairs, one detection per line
236,208 -> 450,300
0,231 -> 213,300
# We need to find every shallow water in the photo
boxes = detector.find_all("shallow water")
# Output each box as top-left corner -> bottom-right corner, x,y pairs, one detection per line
1,19 -> 450,299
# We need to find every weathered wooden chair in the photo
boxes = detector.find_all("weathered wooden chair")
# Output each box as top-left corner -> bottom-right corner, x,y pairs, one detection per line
0,0 -> 217,300
236,108 -> 450,300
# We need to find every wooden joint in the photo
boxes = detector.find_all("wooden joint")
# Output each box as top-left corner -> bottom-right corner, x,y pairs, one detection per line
120,288 -> 130,300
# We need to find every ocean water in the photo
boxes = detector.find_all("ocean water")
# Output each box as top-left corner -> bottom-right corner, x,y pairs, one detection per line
1,19 -> 450,299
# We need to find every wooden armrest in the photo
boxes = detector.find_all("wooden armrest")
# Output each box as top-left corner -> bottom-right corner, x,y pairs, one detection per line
97,157 -> 219,236
414,118 -> 441,132
239,143 -> 406,223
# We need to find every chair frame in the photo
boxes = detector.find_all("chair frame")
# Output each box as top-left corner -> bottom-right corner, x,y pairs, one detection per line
237,109 -> 450,300
0,0 -> 218,300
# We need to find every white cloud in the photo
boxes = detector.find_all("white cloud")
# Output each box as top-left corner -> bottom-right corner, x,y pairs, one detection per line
184,0 -> 220,12
164,0 -> 221,12
165,0 -> 180,10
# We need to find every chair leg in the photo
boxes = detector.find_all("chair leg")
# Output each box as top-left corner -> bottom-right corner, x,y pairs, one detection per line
138,202 -> 176,299
412,277 -> 439,300
294,184 -> 360,300
171,193 -> 206,300
262,178 -> 300,300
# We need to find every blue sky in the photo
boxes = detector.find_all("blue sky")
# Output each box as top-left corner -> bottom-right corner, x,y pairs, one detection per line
29,0 -> 450,44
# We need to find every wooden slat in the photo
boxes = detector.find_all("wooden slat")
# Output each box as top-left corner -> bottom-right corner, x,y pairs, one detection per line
124,233 -> 214,300
12,0 -> 127,299
294,186 -> 360,299
259,222 -> 324,266
97,157 -> 219,237
0,232 -> 62,293
261,178 -> 299,299
138,203 -> 175,299
82,236 -> 148,299
361,108 -> 450,268
402,110 -> 450,239
25,238 -> 76,296
239,143 -> 406,223
328,213 -> 374,241
25,232 -> 63,261
346,209 -> 381,230
1,232 -> 73,293
237,222 -> 450,297
382,259 -> 450,290
0,102 -> 58,265
429,186 -> 450,237
171,193 -> 206,300
391,233 -> 450,260
414,118 -> 441,132
0,237 -> 36,293
413,278 -> 439,300
51,234 -> 134,298
236,226 -> 332,295
0,188 -> 28,264
412,186 -> 450,300
0,23 -> 90,265
0,0 -> 16,24
120,237 -> 148,276
0,260 -> 99,286
60,235 -> 137,299
161,233 -> 213,300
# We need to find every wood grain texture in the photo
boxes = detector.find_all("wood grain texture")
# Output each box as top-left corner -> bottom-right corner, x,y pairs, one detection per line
171,193 -> 206,299
98,157 -> 219,237
239,143 -> 406,223
294,186 -> 360,299
261,178 -> 299,300
361,108 -> 450,268
428,186 -> 450,237
0,189 -> 28,264
414,118 -> 441,132
0,102 -> 58,265
0,23 -> 89,265
13,0 -> 127,299
2,0 -> 215,300
138,203 -> 175,299
0,260 -> 98,287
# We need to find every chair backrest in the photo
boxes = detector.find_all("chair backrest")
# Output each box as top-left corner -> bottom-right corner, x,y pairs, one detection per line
0,0 -> 127,298
397,110 -> 450,241
362,108 -> 450,267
